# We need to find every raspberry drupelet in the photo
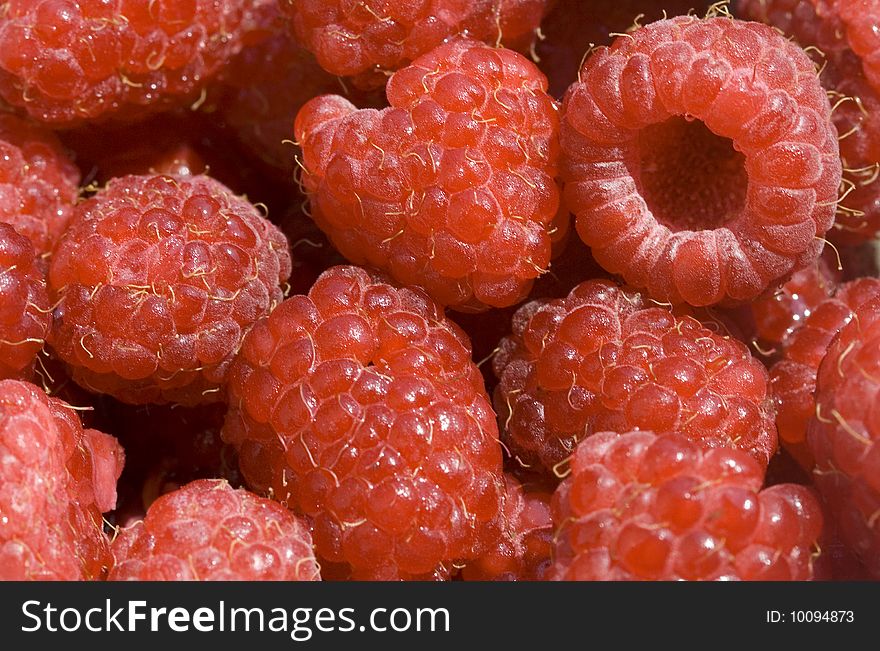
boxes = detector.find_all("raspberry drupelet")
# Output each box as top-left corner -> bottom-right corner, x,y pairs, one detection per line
47,174 -> 291,406
551,430 -> 823,581
0,113 -> 80,256
808,294 -> 880,578
295,38 -> 565,311
0,379 -> 123,580
222,265 -> 506,579
109,479 -> 319,581
0,0 -> 262,127
283,0 -> 551,89
770,277 -> 880,467
460,475 -> 553,581
493,279 -> 777,475
0,223 -> 50,380
738,0 -> 880,243
561,16 -> 841,306
750,251 -> 841,351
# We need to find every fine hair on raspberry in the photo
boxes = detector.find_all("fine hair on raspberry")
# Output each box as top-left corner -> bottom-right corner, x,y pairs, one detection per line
561,15 -> 842,306
47,173 -> 292,406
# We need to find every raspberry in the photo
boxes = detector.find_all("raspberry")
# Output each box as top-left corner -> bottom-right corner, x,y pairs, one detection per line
0,0 -> 266,127
551,430 -> 823,580
0,379 -> 123,580
751,250 -> 841,350
493,279 -> 776,474
460,475 -> 552,580
222,265 -> 506,579
770,277 -> 880,461
109,479 -> 319,581
283,0 -> 550,89
561,16 -> 841,306
738,1 -> 880,243
0,223 -> 50,380
0,113 -> 79,256
295,38 -> 565,311
47,174 -> 291,406
808,294 -> 880,577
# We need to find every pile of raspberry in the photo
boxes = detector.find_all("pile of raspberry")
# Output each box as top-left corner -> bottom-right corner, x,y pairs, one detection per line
3,1 -> 880,583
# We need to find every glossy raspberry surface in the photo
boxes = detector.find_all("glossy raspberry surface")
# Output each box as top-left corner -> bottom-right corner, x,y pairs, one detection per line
0,222 -> 50,380
296,38 -> 564,311
0,0 -> 266,126
0,113 -> 79,255
461,474 -> 552,580
284,0 -> 550,88
222,265 -> 506,579
0,379 -> 122,580
109,479 -> 319,581
493,279 -> 776,474
808,294 -> 880,577
771,277 -> 880,459
750,252 -> 841,350
561,16 -> 841,305
48,173 -> 291,405
551,430 -> 822,580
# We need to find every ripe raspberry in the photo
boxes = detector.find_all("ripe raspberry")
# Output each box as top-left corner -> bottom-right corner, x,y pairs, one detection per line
493,279 -> 776,474
808,294 -> 880,577
770,277 -> 880,462
460,475 -> 552,580
296,38 -> 565,311
0,223 -> 50,380
0,113 -> 79,256
222,265 -> 506,579
738,1 -> 880,243
750,250 -> 841,350
551,430 -> 823,580
109,479 -> 319,581
283,0 -> 550,89
47,174 -> 291,406
0,379 -> 123,580
0,0 -> 267,127
561,16 -> 841,306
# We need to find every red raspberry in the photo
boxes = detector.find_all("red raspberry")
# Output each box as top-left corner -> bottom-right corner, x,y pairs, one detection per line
738,1 -> 880,243
0,379 -> 123,580
47,174 -> 291,406
222,265 -> 506,579
460,475 -> 552,580
0,223 -> 50,380
551,430 -> 823,580
295,38 -> 565,311
0,113 -> 79,256
808,294 -> 880,577
283,0 -> 550,89
770,277 -> 880,463
561,16 -> 841,306
493,279 -> 776,475
109,479 -> 319,581
750,250 -> 841,350
0,0 -> 266,127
